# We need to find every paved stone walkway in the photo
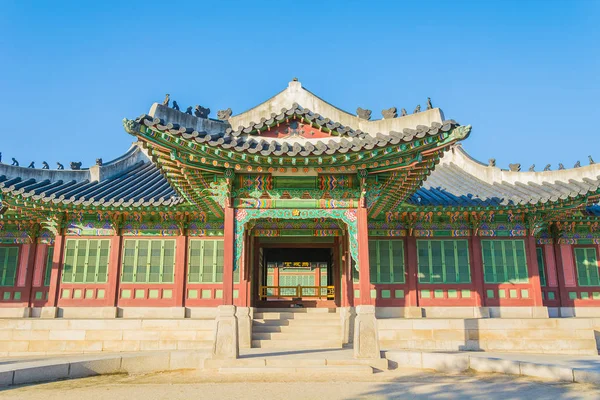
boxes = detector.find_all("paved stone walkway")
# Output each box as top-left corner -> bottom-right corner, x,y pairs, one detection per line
2,369 -> 599,399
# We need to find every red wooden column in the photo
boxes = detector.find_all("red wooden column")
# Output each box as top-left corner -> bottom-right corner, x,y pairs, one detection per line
47,234 -> 65,307
106,234 -> 122,306
405,236 -> 419,307
356,206 -> 372,305
553,242 -> 571,307
17,242 -> 37,307
469,235 -> 485,307
222,206 -> 235,305
173,234 -> 187,307
340,234 -> 352,307
30,243 -> 49,303
525,236 -> 544,307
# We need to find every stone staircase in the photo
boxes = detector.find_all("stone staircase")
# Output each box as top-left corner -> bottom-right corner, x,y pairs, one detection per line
251,308 -> 343,349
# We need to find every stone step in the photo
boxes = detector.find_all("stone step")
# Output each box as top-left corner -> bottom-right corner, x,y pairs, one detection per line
218,365 -> 372,375
253,318 -> 340,327
252,339 -> 343,349
256,308 -> 337,314
253,312 -> 340,320
252,332 -> 341,341
327,358 -> 389,370
252,324 -> 341,334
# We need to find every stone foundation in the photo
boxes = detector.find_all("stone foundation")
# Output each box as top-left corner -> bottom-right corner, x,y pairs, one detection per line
378,318 -> 598,355
0,318 -> 215,356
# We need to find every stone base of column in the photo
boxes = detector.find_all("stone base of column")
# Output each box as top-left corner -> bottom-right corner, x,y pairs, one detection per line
235,306 -> 252,349
404,307 -> 423,318
212,305 -> 239,359
353,305 -> 380,359
339,307 -> 355,345
40,307 -> 58,319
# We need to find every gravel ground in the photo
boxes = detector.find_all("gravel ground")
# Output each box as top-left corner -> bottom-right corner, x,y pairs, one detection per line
2,369 -> 599,399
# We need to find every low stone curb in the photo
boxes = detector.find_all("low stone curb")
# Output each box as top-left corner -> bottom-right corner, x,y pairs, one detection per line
384,350 -> 600,384
0,350 -> 210,387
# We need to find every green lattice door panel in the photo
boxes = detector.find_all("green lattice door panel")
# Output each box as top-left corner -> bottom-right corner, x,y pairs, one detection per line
481,240 -> 528,284
188,240 -> 225,283
279,274 -> 315,296
369,240 -> 405,283
0,247 -> 19,287
121,239 -> 175,283
417,240 -> 470,284
62,240 -> 110,283
574,248 -> 600,287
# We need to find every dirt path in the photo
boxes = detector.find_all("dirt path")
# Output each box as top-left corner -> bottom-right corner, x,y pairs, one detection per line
2,369 -> 598,399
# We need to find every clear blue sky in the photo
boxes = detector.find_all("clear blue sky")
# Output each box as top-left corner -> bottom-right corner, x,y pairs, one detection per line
1,0 -> 599,171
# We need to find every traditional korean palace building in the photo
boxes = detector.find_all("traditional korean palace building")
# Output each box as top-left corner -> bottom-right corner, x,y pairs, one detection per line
1,79 -> 600,358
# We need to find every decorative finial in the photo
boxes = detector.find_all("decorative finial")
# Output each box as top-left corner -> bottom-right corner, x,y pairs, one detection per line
194,105 -> 210,118
509,163 -> 521,172
217,108 -> 233,121
42,161 -> 49,169
488,158 -> 496,167
426,97 -> 433,110
400,108 -> 407,117
356,107 -> 372,120
528,164 -> 535,172
28,161 -> 35,169
574,161 -> 581,168
589,155 -> 595,165
162,94 -> 170,107
11,158 -> 18,166
70,162 -> 82,170
96,158 -> 103,166
381,107 -> 397,119
558,163 -> 565,170
57,162 -> 64,170
172,101 -> 180,111
543,164 -> 551,171
292,77 -> 298,81
185,106 -> 193,115
413,105 -> 421,114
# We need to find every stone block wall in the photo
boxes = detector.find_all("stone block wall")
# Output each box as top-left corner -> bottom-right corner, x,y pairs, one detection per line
378,318 -> 598,355
0,319 -> 215,356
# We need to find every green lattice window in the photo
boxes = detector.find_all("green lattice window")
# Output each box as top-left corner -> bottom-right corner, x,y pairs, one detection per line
0,247 -> 19,287
481,240 -> 528,283
43,247 -> 54,286
369,240 -> 405,283
121,239 -> 175,283
188,240 -> 224,283
417,240 -> 471,283
574,248 -> 600,287
62,240 -> 110,283
536,247 -> 547,287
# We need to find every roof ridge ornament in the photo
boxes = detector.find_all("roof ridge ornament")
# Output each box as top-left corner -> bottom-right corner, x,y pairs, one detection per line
217,108 -> 233,121
427,97 -> 433,110
356,107 -> 371,120
382,107 -> 397,119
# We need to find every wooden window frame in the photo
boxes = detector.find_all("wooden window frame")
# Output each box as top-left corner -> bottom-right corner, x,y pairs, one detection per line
62,239 -> 111,284
481,239 -> 528,284
417,239 -> 471,284
369,239 -> 406,284
0,246 -> 19,287
121,239 -> 176,284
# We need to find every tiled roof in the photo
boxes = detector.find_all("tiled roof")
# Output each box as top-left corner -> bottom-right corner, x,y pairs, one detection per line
0,146 -> 183,208
133,106 -> 461,157
410,146 -> 600,208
